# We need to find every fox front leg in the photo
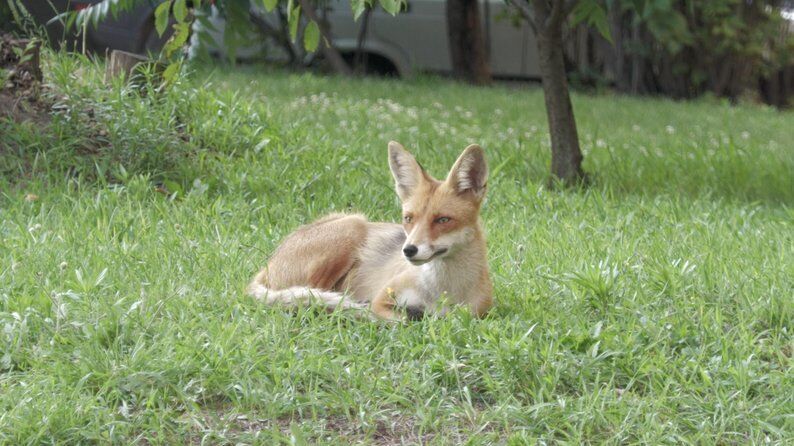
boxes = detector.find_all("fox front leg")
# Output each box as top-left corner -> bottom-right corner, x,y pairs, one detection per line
371,287 -> 403,322
371,284 -> 428,321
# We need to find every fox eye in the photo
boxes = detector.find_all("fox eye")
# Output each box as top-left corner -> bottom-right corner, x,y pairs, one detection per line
403,215 -> 413,223
435,217 -> 451,224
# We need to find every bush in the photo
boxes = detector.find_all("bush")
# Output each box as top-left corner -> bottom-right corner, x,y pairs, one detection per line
565,0 -> 794,107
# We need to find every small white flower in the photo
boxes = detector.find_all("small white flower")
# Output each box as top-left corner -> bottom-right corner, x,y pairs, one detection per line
665,125 -> 675,134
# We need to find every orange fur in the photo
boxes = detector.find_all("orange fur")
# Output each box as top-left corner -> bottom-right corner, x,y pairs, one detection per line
247,142 -> 493,321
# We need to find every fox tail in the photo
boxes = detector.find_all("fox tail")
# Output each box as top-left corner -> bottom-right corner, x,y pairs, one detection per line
247,284 -> 367,311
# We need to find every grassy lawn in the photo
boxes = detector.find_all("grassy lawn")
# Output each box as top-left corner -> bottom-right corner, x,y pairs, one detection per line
1,52 -> 792,444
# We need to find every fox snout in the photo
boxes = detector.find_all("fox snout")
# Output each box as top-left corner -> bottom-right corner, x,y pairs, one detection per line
402,241 -> 449,265
402,244 -> 418,258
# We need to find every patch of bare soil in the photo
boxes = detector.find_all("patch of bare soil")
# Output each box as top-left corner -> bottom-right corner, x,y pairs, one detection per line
180,405 -> 506,445
1,33 -> 51,127
183,410 -> 444,445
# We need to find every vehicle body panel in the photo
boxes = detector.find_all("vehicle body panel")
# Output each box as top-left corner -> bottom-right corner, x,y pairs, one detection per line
21,0 -> 540,79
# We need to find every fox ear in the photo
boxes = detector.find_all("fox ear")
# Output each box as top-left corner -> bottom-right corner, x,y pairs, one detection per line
447,144 -> 488,199
388,141 -> 425,200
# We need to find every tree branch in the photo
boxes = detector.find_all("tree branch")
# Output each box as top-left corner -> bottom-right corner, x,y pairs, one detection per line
507,0 -> 537,34
295,0 -> 353,75
249,9 -> 298,65
549,0 -> 571,28
563,0 -> 578,17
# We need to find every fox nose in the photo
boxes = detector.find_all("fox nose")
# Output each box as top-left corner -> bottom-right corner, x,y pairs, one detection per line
403,245 -> 418,258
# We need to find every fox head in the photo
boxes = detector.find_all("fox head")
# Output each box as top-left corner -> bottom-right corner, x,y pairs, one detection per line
388,141 -> 488,265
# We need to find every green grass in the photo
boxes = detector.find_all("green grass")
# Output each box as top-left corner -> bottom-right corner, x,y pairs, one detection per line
1,52 -> 792,444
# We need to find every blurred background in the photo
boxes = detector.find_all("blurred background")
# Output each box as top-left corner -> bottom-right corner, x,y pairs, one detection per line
4,0 -> 793,108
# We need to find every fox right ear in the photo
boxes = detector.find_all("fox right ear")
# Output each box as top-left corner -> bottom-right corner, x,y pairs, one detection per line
388,141 -> 424,200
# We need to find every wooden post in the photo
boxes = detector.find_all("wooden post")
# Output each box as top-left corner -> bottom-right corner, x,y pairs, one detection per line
105,50 -> 150,82
19,39 -> 43,82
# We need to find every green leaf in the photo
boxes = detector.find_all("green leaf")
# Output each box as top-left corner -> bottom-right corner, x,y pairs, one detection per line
380,0 -> 399,15
162,179 -> 183,197
173,0 -> 187,23
172,22 -> 190,48
571,0 -> 597,26
262,0 -> 278,12
304,21 -> 320,52
288,5 -> 300,41
594,15 -> 613,43
155,1 -> 172,36
163,61 -> 181,83
163,22 -> 190,57
93,1 -> 109,28
351,0 -> 366,20
572,0 -> 613,43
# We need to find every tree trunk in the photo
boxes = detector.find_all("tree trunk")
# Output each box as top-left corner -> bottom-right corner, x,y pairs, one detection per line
507,0 -> 585,184
608,4 -> 629,92
446,0 -> 491,84
534,8 -> 585,183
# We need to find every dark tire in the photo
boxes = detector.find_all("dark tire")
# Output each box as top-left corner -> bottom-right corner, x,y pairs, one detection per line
343,52 -> 399,77
139,19 -> 175,56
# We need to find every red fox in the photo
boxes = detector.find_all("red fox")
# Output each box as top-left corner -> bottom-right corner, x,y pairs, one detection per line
247,141 -> 492,321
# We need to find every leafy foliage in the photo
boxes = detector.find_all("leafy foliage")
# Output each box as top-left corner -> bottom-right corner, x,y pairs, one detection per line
571,0 -> 612,43
62,0 -> 404,83
1,0 -> 37,33
567,0 -> 793,103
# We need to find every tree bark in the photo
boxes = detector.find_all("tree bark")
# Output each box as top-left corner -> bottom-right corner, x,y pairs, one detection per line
630,22 -> 644,94
608,4 -> 628,92
532,1 -> 585,184
446,0 -> 491,84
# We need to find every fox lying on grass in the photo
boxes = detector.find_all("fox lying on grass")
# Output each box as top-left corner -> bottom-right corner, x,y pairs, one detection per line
247,141 -> 492,321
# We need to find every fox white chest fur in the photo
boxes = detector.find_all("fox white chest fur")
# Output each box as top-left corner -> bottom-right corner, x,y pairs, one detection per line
247,141 -> 493,321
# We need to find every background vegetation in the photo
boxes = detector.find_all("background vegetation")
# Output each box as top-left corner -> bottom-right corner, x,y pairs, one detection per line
565,0 -> 794,107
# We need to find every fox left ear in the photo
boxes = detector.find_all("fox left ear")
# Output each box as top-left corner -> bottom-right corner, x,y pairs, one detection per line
447,144 -> 488,200
388,141 -> 426,201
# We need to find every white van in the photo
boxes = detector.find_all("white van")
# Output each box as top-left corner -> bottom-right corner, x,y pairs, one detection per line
203,0 -> 541,78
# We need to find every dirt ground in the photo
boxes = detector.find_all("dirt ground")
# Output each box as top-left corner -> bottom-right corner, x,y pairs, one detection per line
1,33 -> 51,126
